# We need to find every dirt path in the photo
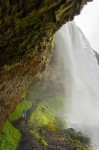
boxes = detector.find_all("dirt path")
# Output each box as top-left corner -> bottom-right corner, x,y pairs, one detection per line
13,103 -> 44,150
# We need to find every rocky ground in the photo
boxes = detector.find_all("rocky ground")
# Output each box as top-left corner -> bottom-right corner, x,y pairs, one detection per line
13,119 -> 76,150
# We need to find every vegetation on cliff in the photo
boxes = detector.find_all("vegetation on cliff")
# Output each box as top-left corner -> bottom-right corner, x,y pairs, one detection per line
0,121 -> 21,150
0,0 -> 93,132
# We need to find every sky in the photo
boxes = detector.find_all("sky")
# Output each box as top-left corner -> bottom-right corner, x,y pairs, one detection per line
74,0 -> 99,53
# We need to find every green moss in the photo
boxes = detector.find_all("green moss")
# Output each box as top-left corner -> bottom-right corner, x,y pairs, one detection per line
30,130 -> 48,147
55,5 -> 66,21
0,121 -> 21,150
28,104 -> 57,131
55,1 -> 76,21
9,99 -> 32,121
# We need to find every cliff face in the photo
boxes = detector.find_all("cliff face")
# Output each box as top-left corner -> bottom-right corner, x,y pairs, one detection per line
0,0 -> 92,132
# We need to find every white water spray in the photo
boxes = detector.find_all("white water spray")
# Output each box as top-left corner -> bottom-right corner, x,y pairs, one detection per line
55,21 -> 99,150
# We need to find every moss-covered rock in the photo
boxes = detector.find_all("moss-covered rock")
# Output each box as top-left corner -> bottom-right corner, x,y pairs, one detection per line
60,128 -> 91,146
0,0 -> 93,132
28,104 -> 58,132
0,121 -> 21,150
0,0 -> 92,68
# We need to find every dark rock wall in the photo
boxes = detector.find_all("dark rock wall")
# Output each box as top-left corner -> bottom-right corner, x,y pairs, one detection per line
0,0 -> 92,68
0,0 -> 92,132
94,51 -> 99,65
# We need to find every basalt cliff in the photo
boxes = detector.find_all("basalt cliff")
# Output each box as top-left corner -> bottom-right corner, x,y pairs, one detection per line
0,0 -> 93,132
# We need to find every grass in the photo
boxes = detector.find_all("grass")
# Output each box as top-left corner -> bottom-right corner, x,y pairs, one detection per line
0,121 -> 21,150
9,99 -> 32,121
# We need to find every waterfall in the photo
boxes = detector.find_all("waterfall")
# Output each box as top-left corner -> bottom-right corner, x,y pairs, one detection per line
55,21 -> 99,150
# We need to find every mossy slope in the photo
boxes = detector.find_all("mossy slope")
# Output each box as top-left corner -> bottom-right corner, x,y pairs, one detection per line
28,104 -> 58,132
28,99 -> 92,150
0,121 -> 20,150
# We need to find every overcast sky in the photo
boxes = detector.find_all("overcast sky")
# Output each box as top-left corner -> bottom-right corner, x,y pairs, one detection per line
75,0 -> 99,53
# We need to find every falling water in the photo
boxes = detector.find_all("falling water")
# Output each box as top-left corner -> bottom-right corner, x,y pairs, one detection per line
55,21 -> 99,150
